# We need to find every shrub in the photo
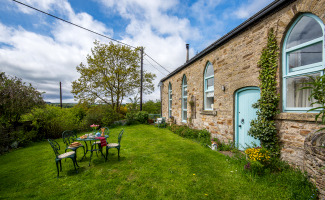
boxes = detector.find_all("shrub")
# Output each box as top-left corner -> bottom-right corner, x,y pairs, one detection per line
125,112 -> 139,125
82,104 -> 121,128
168,124 -> 211,147
249,160 -> 265,175
21,105 -> 81,139
245,147 -> 270,164
136,111 -> 148,124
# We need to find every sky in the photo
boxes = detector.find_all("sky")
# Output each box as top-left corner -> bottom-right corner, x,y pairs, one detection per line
0,0 -> 274,103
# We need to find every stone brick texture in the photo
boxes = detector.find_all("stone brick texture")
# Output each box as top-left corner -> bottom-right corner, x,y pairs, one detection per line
161,0 -> 325,194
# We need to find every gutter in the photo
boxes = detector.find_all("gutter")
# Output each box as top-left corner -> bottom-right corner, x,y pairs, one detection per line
160,0 -> 296,83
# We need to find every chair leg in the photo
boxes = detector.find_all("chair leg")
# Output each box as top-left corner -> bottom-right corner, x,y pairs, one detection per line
75,155 -> 80,167
71,157 -> 78,174
56,162 -> 60,178
117,148 -> 120,161
59,160 -> 62,171
105,148 -> 109,162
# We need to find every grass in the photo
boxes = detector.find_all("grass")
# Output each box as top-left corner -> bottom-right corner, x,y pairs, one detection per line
0,124 -> 316,199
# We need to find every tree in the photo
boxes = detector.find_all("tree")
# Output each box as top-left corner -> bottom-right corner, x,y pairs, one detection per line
71,41 -> 156,112
0,72 -> 45,124
143,99 -> 161,114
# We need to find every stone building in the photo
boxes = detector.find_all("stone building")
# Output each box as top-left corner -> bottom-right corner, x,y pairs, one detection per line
159,0 -> 325,169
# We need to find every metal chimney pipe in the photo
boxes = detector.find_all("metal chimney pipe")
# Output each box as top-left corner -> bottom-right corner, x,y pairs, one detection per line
186,44 -> 189,62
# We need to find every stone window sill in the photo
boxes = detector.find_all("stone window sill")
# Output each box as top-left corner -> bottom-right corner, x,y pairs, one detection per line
200,110 -> 217,116
275,112 -> 319,122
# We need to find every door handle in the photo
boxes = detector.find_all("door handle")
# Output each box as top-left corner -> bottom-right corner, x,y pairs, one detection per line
239,125 -> 242,127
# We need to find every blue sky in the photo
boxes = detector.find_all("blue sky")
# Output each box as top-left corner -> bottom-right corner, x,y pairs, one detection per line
0,0 -> 273,103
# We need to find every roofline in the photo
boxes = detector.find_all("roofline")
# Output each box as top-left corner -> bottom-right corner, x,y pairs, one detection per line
160,0 -> 296,83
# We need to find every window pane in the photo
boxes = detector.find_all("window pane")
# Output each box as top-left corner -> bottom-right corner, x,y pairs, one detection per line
183,77 -> 187,85
287,16 -> 323,49
205,63 -> 214,77
288,43 -> 322,71
169,91 -> 172,99
206,78 -> 214,90
206,95 -> 214,109
286,73 -> 320,107
183,87 -> 187,96
183,111 -> 187,121
169,99 -> 172,108
183,98 -> 187,109
169,84 -> 172,90
169,109 -> 172,116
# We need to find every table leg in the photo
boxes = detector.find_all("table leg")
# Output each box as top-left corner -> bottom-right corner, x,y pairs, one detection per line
80,141 -> 88,161
89,140 -> 93,166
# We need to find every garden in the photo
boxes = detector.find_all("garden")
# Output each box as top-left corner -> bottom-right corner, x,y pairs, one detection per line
0,124 -> 317,199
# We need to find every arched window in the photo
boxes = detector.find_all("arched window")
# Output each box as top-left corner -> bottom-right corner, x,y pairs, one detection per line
182,75 -> 187,122
283,14 -> 324,112
168,82 -> 172,117
204,62 -> 214,110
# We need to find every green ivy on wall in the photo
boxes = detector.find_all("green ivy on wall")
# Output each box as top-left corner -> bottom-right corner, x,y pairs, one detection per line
248,28 -> 280,156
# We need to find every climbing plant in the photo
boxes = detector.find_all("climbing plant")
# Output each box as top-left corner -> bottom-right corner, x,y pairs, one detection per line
248,28 -> 280,156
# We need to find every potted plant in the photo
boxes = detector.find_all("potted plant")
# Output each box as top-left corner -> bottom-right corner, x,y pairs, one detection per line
169,116 -> 174,124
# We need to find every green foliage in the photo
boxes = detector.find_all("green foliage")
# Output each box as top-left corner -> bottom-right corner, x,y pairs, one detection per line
248,28 -> 280,156
299,75 -> 325,132
136,111 -> 148,124
215,139 -> 237,151
21,105 -> 82,139
71,41 -> 156,112
83,104 -> 121,128
142,99 -> 161,114
0,72 -> 45,124
125,112 -> 139,125
11,129 -> 37,147
250,160 -> 265,175
168,124 -> 211,147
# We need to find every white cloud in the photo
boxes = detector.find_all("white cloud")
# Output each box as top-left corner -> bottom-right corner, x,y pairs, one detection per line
231,0 -> 274,19
0,1 -> 113,103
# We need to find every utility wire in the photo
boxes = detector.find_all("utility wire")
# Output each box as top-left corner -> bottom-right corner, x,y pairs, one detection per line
144,56 -> 167,76
12,0 -> 136,49
144,53 -> 170,73
12,0 -> 170,75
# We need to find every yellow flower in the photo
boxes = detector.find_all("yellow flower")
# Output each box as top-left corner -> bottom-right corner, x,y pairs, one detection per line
193,174 -> 195,176
205,194 -> 208,196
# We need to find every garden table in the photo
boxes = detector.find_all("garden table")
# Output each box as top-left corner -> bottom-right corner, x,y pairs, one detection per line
76,135 -> 109,166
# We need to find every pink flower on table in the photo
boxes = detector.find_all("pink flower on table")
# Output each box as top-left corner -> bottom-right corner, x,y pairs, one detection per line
90,124 -> 99,131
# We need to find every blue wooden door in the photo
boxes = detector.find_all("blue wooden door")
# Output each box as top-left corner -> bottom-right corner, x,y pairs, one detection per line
235,87 -> 261,150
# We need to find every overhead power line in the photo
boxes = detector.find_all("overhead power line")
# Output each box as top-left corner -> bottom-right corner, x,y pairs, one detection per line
12,0 -> 170,76
144,56 -> 167,76
144,54 -> 170,73
12,0 -> 136,49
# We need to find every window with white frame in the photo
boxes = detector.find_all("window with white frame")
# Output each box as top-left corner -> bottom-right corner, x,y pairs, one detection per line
168,82 -> 172,117
204,62 -> 214,110
283,14 -> 324,112
182,75 -> 187,122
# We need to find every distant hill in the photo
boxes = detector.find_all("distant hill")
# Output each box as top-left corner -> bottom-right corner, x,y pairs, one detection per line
48,103 -> 78,108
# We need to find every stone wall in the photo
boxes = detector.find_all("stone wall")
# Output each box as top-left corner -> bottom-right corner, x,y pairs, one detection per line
304,130 -> 325,199
161,0 -> 325,167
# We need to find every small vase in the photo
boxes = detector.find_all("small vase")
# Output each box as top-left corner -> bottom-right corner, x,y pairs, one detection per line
101,128 -> 105,137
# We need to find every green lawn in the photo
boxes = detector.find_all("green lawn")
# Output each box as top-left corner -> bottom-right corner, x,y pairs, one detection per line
0,125 -> 314,199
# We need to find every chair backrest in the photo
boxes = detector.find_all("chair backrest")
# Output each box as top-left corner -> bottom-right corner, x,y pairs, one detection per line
101,127 -> 109,136
62,130 -> 77,147
161,117 -> 166,123
118,129 -> 124,145
48,139 -> 60,157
